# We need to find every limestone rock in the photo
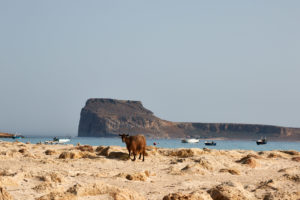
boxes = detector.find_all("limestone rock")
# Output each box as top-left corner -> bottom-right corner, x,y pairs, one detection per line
36,191 -> 75,200
77,145 -> 94,152
280,150 -> 299,156
58,151 -> 81,159
159,148 -> 204,158
37,181 -> 145,200
236,155 -> 258,168
116,172 -> 148,181
32,182 -> 53,192
267,153 -> 282,158
66,182 -> 145,199
282,173 -> 300,183
18,148 -> 28,154
181,164 -> 206,175
291,157 -> 300,162
0,186 -> 13,200
44,150 -> 56,155
208,181 -> 255,200
163,191 -> 213,200
219,168 -> 240,175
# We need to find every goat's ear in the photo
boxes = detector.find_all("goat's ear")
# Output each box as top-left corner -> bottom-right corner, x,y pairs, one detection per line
118,134 -> 122,136
126,134 -> 129,136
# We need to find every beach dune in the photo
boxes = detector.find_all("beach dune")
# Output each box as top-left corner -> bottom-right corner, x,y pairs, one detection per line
0,141 -> 299,200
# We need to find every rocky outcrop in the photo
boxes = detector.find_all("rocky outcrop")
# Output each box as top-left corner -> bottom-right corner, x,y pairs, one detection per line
208,181 -> 256,200
0,132 -> 15,138
163,191 -> 212,200
78,98 -> 300,139
0,186 -> 13,200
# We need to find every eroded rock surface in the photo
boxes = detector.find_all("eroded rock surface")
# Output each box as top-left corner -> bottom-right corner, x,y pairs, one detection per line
78,98 -> 300,139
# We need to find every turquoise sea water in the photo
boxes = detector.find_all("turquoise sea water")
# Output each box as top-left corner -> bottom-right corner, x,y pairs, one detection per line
1,136 -> 300,151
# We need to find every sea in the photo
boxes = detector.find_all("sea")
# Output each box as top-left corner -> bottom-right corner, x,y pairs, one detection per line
1,136 -> 300,151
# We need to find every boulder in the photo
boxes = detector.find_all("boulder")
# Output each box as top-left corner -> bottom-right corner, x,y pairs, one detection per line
208,181 -> 255,200
291,157 -> 300,162
236,155 -> 258,168
163,191 -> 212,200
66,182 -> 145,199
44,150 -> 56,155
0,186 -> 13,200
280,150 -> 299,156
58,152 -> 81,159
77,145 -> 94,152
116,172 -> 148,181
219,168 -> 240,175
159,148 -> 204,158
37,182 -> 145,200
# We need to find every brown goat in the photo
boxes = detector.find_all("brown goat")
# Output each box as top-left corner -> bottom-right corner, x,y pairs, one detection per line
119,134 -> 146,161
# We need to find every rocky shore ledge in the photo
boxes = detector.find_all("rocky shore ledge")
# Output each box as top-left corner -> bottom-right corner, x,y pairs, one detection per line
0,132 -> 16,138
0,140 -> 299,199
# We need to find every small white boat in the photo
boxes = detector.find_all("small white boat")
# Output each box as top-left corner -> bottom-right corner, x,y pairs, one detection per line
44,137 -> 70,144
204,141 -> 216,146
56,139 -> 70,143
181,138 -> 200,143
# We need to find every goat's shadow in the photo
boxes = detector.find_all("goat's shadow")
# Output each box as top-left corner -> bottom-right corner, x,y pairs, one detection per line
98,151 -> 130,161
99,151 -> 145,161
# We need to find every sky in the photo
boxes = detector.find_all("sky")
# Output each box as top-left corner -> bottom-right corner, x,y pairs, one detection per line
0,1 -> 300,136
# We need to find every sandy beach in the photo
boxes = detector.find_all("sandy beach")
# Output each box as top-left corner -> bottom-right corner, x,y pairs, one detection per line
0,140 -> 299,200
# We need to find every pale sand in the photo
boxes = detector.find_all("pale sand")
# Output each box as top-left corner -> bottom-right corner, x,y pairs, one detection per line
0,141 -> 299,200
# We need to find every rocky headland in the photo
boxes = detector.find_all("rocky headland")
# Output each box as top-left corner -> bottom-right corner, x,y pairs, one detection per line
78,98 -> 300,140
0,132 -> 17,138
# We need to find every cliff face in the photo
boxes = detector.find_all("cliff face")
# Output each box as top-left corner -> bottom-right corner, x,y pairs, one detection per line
78,98 -> 300,140
78,99 -> 170,138
0,132 -> 15,138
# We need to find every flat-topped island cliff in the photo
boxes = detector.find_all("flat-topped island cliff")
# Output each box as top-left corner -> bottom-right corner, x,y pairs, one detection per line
78,98 -> 300,140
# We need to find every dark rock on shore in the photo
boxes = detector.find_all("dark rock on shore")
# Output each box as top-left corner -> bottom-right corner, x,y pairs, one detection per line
0,132 -> 19,138
78,98 -> 300,140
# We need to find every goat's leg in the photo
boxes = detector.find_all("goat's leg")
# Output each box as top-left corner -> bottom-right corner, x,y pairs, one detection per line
132,153 -> 136,161
128,150 -> 131,159
142,150 -> 145,162
139,153 -> 142,159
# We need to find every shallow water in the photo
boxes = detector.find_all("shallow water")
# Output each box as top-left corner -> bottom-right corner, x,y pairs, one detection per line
1,136 -> 300,151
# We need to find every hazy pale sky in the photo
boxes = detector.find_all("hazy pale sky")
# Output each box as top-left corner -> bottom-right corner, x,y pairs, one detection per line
1,1 -> 300,136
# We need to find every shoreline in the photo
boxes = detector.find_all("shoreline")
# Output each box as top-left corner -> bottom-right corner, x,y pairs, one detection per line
1,138 -> 300,152
8,134 -> 300,142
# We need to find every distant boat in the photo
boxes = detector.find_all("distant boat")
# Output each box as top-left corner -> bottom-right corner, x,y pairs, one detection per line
181,138 -> 200,143
12,134 -> 24,139
44,137 -> 70,144
204,141 -> 216,146
53,137 -> 70,143
56,139 -> 70,143
256,137 -> 267,145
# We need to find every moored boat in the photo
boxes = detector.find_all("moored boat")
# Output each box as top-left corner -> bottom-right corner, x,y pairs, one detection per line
256,137 -> 267,145
181,138 -> 200,143
56,138 -> 71,143
204,141 -> 216,146
12,135 -> 23,139
45,137 -> 71,144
